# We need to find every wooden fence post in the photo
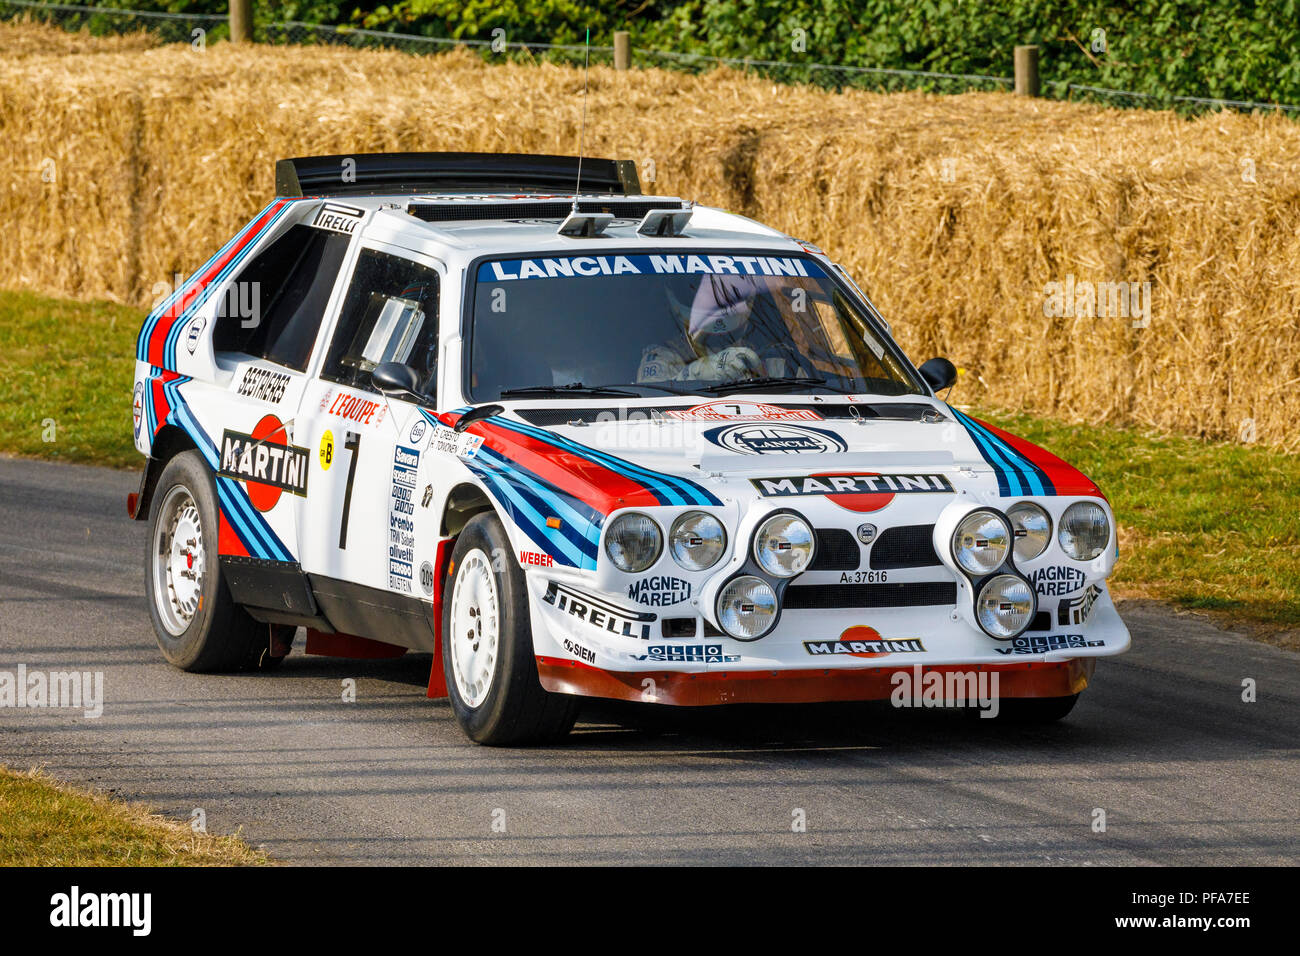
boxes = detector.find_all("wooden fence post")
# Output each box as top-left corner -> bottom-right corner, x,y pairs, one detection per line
230,0 -> 253,44
1014,45 -> 1040,96
613,30 -> 630,70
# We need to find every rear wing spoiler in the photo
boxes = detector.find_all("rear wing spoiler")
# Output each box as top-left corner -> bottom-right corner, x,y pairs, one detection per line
274,152 -> 642,198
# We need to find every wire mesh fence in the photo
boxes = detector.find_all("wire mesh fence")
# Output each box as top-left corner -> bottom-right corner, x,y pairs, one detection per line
5,0 -> 1300,116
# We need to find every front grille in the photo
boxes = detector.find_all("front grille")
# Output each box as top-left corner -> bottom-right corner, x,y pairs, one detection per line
810,528 -> 860,571
869,524 -> 941,570
783,581 -> 956,610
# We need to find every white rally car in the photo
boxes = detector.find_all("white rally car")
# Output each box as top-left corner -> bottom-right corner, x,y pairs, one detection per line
130,152 -> 1129,744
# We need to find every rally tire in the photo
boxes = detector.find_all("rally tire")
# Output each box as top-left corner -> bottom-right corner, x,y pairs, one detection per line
145,450 -> 275,672
442,513 -> 579,746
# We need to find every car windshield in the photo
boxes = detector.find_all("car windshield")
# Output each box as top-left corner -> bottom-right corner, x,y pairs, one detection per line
466,252 -> 923,401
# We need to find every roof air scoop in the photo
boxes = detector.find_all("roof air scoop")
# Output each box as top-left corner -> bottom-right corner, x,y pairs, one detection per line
637,208 -> 692,237
558,211 -> 614,237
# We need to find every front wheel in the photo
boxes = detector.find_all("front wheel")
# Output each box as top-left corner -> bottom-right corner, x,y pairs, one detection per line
442,513 -> 579,745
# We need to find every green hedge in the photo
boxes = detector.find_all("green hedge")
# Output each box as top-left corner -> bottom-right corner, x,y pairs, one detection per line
38,0 -> 1300,105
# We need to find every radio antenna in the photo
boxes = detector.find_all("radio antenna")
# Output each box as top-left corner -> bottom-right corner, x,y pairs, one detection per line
573,27 -> 591,206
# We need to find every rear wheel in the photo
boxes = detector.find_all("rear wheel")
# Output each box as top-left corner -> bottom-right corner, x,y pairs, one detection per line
146,450 -> 281,672
442,512 -> 579,745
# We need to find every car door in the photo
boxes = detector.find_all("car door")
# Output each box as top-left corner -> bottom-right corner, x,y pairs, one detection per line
295,240 -> 443,619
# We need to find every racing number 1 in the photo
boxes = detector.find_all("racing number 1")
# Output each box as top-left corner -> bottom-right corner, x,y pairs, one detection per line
338,431 -> 361,549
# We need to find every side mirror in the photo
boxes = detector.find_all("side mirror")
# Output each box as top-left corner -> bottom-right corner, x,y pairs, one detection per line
918,357 -> 957,393
371,361 -> 420,397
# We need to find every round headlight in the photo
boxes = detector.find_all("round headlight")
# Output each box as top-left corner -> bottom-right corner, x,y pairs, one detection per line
1007,502 -> 1051,562
717,575 -> 778,640
952,510 -> 1010,575
1058,501 -> 1110,561
976,574 -> 1035,639
604,512 -> 662,573
753,513 -> 814,578
669,511 -> 727,571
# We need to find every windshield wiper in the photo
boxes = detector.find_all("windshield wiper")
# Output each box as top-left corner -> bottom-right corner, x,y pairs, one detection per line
498,382 -> 641,398
700,375 -> 840,394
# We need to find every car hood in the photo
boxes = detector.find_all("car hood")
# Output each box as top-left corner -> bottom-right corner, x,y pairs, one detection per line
437,398 -> 1102,511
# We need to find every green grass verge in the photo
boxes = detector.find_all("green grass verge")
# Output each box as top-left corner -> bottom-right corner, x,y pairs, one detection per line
0,288 -> 1296,631
0,289 -> 140,468
984,410 -> 1300,634
0,767 -> 270,866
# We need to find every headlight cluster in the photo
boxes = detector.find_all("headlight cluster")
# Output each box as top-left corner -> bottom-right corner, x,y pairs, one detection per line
605,510 -> 727,573
1059,501 -> 1110,561
950,508 -> 1035,639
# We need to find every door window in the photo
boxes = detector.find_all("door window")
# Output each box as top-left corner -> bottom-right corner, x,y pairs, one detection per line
322,249 -> 440,398
211,223 -> 349,371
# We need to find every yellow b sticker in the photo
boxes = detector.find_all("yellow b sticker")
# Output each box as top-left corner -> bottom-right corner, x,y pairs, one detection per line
319,430 -> 334,471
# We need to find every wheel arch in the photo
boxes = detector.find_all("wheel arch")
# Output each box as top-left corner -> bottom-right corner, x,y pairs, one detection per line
128,424 -> 200,521
440,481 -> 495,537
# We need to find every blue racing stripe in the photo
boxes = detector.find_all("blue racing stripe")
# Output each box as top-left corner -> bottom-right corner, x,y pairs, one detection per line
487,416 -> 720,507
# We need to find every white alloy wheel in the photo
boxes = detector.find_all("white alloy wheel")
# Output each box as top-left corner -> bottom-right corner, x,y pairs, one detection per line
448,548 -> 500,708
152,485 -> 206,636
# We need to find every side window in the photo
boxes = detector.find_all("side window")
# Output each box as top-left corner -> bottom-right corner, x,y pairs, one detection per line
212,223 -> 350,372
322,249 -> 440,398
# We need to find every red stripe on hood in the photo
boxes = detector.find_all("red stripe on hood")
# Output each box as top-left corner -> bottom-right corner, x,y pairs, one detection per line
442,412 -> 665,515
975,418 -> 1105,500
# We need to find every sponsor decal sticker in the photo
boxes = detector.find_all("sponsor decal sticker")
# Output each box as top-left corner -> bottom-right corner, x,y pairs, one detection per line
519,549 -> 554,568
185,316 -> 205,354
326,391 -> 382,427
418,560 -> 435,596
132,382 -> 144,439
630,644 -> 740,664
563,638 -> 596,664
803,625 -> 925,658
387,444 -> 419,592
319,430 -> 334,471
626,575 -> 692,607
994,633 -> 1105,654
237,367 -> 290,404
432,424 -> 483,460
479,253 -> 816,283
421,484 -> 434,508
219,415 -> 309,512
542,581 -> 655,639
752,473 -> 953,515
311,201 -> 364,234
1029,565 -> 1087,597
409,418 -> 428,445
706,423 -> 848,456
664,400 -> 822,422
1059,584 -> 1102,626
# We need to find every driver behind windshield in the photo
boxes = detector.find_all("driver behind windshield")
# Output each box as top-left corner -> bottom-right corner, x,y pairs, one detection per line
636,274 -> 806,384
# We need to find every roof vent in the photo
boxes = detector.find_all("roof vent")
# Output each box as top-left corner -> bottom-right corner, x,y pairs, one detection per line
637,208 -> 692,237
558,211 -> 614,237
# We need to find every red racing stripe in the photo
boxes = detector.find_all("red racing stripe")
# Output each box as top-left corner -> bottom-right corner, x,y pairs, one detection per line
977,419 -> 1105,499
472,420 -> 663,513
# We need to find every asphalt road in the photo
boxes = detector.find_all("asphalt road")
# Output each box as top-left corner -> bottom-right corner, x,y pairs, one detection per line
1,455 -> 1296,865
